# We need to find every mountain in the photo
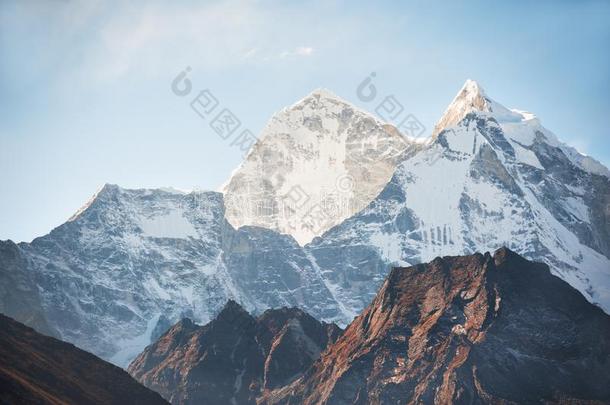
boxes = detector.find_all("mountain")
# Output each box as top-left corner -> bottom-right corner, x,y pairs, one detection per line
0,313 -> 168,405
261,248 -> 610,404
128,301 -> 341,405
12,186 -> 240,366
1,186 -> 346,367
222,88 -> 411,245
0,80 -> 609,367
302,79 -> 610,323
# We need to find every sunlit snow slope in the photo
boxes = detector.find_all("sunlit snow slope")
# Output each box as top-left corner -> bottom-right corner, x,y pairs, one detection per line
223,88 -> 411,245
318,80 -> 610,315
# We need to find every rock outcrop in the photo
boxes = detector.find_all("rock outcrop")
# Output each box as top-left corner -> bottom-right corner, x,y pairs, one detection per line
263,248 -> 610,404
128,301 -> 341,405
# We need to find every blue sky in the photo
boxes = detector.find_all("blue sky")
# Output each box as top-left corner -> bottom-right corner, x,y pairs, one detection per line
1,0 -> 609,242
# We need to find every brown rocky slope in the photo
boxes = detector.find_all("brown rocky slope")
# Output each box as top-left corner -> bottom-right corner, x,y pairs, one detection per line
128,301 -> 341,405
0,313 -> 168,405
262,248 -> 610,404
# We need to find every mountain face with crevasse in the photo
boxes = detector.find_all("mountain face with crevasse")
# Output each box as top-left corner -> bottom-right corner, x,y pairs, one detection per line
0,80 -> 608,366
260,248 -> 610,405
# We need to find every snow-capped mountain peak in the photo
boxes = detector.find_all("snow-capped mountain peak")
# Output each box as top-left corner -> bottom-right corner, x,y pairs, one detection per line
431,79 -> 491,137
3,80 -> 609,372
67,183 -> 114,222
343,79 -> 610,319
432,79 -> 525,137
223,88 -> 410,245
281,87 -> 361,120
301,87 -> 342,101
458,78 -> 488,103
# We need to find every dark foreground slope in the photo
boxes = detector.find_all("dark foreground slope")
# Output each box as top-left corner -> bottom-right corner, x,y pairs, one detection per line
0,313 -> 168,405
128,301 -> 341,405
262,248 -> 610,405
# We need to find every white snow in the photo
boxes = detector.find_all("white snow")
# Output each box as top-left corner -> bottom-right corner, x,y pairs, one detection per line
109,314 -> 160,367
357,80 -> 610,313
138,209 -> 198,239
143,278 -> 171,300
222,88 -> 412,245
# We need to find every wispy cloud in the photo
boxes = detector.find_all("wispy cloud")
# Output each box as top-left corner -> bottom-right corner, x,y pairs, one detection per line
2,1 -> 338,86
280,46 -> 315,59
242,47 -> 259,60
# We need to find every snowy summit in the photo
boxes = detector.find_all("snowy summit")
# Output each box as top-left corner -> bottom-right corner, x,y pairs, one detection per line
222,88 -> 411,245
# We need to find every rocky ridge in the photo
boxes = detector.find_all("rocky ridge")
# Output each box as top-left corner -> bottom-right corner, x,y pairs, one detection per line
128,302 -> 341,405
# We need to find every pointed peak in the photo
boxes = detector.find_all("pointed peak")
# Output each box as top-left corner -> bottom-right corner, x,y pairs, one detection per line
221,298 -> 243,310
168,318 -> 198,335
67,184 -> 121,222
289,87 -> 353,110
218,299 -> 251,318
493,246 -> 528,267
101,182 -> 120,191
216,300 -> 255,331
460,79 -> 487,99
308,87 -> 339,99
447,79 -> 492,114
431,79 -> 494,138
284,87 -> 387,128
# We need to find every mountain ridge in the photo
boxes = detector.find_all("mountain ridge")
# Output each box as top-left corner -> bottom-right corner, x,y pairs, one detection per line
0,80 -> 608,368
261,247 -> 610,404
128,302 -> 341,405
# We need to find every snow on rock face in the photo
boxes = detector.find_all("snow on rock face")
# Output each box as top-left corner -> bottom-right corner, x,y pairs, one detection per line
435,80 -> 609,179
2,81 -> 609,369
18,185 -> 242,366
222,88 -> 411,245
138,211 -> 198,239
10,184 -> 348,367
312,80 -> 610,317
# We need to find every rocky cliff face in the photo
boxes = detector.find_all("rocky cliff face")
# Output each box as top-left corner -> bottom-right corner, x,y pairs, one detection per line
0,313 -> 168,405
128,301 -> 341,405
262,248 -> 610,405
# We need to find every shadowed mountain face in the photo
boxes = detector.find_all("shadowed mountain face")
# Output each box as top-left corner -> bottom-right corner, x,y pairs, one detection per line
128,302 -> 341,405
0,314 -> 168,405
261,248 -> 610,405
0,240 -> 56,338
